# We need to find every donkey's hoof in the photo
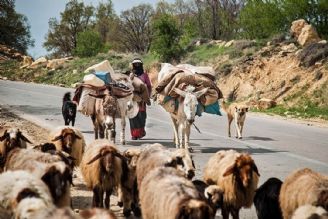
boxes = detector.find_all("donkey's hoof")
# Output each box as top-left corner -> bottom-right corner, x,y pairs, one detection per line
121,141 -> 126,145
187,147 -> 194,153
239,137 -> 243,139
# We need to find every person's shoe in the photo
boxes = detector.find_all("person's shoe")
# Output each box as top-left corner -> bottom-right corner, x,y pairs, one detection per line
132,137 -> 138,140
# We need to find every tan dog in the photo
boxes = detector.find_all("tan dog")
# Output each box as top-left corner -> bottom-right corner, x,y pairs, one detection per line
221,100 -> 249,139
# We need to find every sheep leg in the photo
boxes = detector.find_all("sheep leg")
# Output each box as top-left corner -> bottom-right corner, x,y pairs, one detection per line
92,186 -> 102,207
104,189 -> 112,209
170,116 -> 179,148
221,205 -> 230,219
231,208 -> 240,219
120,117 -> 126,145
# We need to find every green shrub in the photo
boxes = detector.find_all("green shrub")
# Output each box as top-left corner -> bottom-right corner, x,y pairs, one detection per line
74,30 -> 103,57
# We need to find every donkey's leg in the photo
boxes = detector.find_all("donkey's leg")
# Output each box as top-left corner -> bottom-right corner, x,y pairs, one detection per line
120,116 -> 126,145
185,123 -> 191,150
170,116 -> 179,148
91,114 -> 98,139
178,123 -> 185,149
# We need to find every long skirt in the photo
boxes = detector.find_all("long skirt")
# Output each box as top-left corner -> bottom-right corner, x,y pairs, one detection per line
129,103 -> 146,139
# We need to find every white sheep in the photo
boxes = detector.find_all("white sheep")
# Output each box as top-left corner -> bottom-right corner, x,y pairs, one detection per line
279,168 -> 328,219
4,148 -> 72,207
203,150 -> 260,219
0,170 -> 53,214
140,167 -> 215,219
291,205 -> 328,219
49,126 -> 86,167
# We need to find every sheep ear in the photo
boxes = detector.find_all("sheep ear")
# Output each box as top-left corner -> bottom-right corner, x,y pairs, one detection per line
87,153 -> 103,165
74,133 -> 82,139
16,188 -> 40,205
223,163 -> 236,177
176,156 -> 184,166
0,130 -> 8,141
195,87 -> 209,98
204,190 -> 212,200
18,133 -> 32,144
174,88 -> 187,98
51,135 -> 62,142
164,158 -> 177,168
252,163 -> 260,176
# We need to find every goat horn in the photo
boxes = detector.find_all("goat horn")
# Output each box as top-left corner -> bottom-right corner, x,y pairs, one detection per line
19,133 -> 33,144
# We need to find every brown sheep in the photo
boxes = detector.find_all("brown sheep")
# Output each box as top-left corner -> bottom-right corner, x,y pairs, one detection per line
80,140 -> 131,216
0,128 -> 32,171
140,167 -> 214,219
173,148 -> 196,180
49,126 -> 86,167
279,168 -> 328,219
203,150 -> 260,219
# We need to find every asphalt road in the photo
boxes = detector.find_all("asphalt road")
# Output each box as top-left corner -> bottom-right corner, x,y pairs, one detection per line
1,80 -> 328,218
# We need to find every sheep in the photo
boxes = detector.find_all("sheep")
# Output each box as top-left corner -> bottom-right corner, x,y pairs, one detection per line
0,170 -> 53,214
4,148 -> 72,207
136,143 -> 178,188
79,208 -> 117,219
49,126 -> 86,167
254,177 -> 283,219
0,128 -> 32,170
192,179 -> 224,213
279,168 -> 328,219
291,205 -> 328,219
15,198 -> 80,219
140,167 -> 215,219
173,148 -> 196,180
203,149 -> 260,219
33,142 -> 76,171
80,139 -> 131,216
118,148 -> 142,217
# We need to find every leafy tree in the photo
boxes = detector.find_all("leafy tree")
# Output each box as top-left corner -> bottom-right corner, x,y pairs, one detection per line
239,0 -> 286,39
74,30 -> 103,57
151,14 -> 183,62
0,0 -> 34,53
95,0 -> 115,43
44,0 -> 94,57
118,4 -> 154,53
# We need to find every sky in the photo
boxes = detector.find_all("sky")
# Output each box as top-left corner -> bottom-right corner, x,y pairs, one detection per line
15,0 -> 174,58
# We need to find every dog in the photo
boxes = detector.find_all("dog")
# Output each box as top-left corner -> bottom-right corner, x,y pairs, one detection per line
62,92 -> 77,126
221,100 -> 249,139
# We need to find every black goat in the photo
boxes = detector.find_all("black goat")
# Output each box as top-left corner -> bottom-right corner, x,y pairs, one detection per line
254,177 -> 283,219
62,92 -> 77,126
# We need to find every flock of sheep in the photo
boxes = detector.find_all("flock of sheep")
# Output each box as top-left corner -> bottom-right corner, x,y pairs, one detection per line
0,125 -> 327,219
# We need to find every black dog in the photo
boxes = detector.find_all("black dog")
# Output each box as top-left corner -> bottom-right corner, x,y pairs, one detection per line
62,92 -> 77,126
254,177 -> 283,219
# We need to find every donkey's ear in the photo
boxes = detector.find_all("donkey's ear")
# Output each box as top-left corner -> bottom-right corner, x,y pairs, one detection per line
174,88 -> 187,97
195,88 -> 209,98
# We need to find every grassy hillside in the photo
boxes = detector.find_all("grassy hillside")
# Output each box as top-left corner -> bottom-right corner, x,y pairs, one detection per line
1,39 -> 327,121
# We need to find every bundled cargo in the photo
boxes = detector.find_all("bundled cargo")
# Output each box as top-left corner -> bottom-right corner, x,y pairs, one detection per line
155,63 -> 223,116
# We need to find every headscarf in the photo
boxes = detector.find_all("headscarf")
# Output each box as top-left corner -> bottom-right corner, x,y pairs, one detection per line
132,58 -> 144,76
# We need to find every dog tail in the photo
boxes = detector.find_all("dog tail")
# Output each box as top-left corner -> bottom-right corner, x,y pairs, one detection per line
220,99 -> 229,112
63,92 -> 71,102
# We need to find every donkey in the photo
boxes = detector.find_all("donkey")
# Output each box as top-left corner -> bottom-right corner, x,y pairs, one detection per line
91,73 -> 135,145
170,85 -> 208,152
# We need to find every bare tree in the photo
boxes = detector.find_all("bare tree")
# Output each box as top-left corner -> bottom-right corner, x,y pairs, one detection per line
118,4 -> 154,53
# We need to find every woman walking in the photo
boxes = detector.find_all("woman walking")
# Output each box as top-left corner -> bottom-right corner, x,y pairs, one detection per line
129,58 -> 152,140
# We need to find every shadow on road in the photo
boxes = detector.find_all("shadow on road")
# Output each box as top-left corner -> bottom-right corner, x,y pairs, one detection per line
245,136 -> 275,141
9,105 -> 61,115
198,146 -> 285,154
126,139 -> 200,148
